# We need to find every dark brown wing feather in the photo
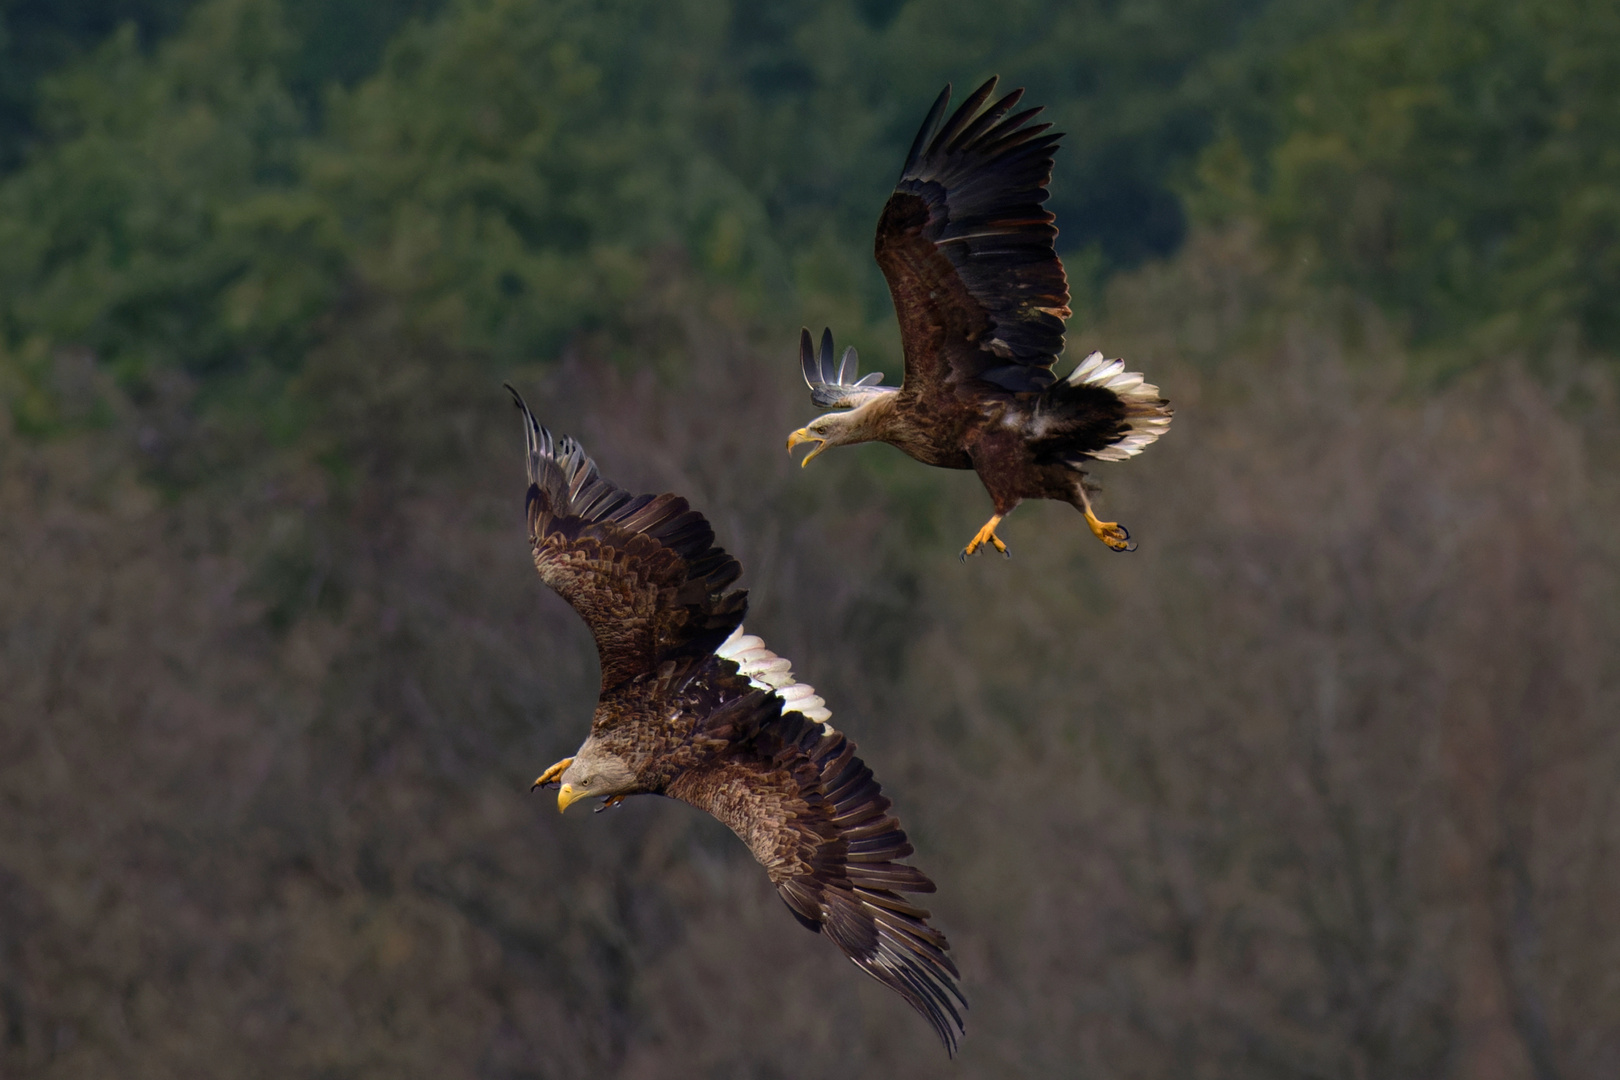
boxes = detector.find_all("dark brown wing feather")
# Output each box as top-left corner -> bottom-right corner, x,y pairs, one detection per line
506,386 -> 745,693
667,683 -> 966,1055
875,76 -> 1071,398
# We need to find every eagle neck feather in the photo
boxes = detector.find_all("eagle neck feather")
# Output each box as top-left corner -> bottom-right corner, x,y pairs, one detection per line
824,393 -> 901,447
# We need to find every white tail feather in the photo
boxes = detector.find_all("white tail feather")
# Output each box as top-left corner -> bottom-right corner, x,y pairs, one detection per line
1064,350 -> 1173,460
1067,351 -> 1104,383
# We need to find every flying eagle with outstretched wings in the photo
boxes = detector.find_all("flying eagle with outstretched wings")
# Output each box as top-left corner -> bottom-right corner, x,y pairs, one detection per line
787,77 -> 1173,559
505,387 -> 965,1053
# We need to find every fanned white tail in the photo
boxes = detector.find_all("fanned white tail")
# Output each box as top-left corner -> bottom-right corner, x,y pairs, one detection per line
1065,351 -> 1173,461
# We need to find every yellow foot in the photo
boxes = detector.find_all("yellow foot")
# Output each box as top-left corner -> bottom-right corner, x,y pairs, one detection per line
593,795 -> 626,814
960,514 -> 1010,561
1084,507 -> 1135,552
532,757 -> 574,790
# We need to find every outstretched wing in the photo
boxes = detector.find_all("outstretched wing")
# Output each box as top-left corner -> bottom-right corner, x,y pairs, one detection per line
800,327 -> 900,411
875,76 -> 1071,398
507,386 -> 746,693
667,629 -> 966,1054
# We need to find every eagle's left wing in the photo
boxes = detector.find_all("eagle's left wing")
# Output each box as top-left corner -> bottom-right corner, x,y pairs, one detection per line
799,326 -> 900,410
507,387 -> 746,696
667,631 -> 966,1055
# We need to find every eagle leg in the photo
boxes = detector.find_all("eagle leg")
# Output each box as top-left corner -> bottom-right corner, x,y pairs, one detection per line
531,756 -> 574,790
594,795 -> 626,813
960,514 -> 1011,561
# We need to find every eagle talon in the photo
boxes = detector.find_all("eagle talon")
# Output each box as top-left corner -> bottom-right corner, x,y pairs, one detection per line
1083,508 -> 1135,553
961,514 -> 1007,562
594,795 -> 626,813
532,756 -> 574,791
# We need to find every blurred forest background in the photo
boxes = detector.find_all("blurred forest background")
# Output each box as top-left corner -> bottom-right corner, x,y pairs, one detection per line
2,0 -> 1618,1076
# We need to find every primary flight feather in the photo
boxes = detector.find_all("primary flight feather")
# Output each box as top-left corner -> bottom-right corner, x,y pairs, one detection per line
506,387 -> 966,1054
787,77 -> 1173,558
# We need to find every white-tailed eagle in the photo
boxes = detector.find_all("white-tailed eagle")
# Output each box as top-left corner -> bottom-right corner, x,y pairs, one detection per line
787,77 -> 1173,558
507,387 -> 965,1053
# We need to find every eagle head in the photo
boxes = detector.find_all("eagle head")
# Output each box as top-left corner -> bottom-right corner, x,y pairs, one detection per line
786,407 -> 882,467
555,744 -> 638,813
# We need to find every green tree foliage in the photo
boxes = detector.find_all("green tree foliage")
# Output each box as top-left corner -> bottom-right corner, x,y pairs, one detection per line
6,0 -> 1620,435
3,0 -> 1339,440
306,0 -> 783,361
1224,0 -> 1620,353
0,0 -> 194,169
0,0 -> 440,168
0,0 -> 343,433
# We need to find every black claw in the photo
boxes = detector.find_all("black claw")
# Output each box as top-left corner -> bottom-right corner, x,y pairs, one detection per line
1002,546 -> 1012,559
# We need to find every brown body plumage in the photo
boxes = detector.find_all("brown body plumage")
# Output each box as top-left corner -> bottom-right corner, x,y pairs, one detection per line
506,387 -> 965,1053
787,77 -> 1173,557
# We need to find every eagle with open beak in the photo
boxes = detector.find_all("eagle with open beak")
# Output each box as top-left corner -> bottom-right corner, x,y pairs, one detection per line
786,78 -> 1172,560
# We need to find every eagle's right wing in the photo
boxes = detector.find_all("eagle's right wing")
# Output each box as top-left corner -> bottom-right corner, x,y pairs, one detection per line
667,631 -> 966,1055
874,77 -> 1071,398
507,386 -> 746,695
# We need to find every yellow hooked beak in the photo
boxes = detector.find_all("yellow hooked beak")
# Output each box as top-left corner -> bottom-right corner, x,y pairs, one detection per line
557,783 -> 586,813
786,428 -> 828,467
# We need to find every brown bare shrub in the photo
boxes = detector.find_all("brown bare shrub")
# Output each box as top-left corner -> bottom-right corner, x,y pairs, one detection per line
2,233 -> 1616,1078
